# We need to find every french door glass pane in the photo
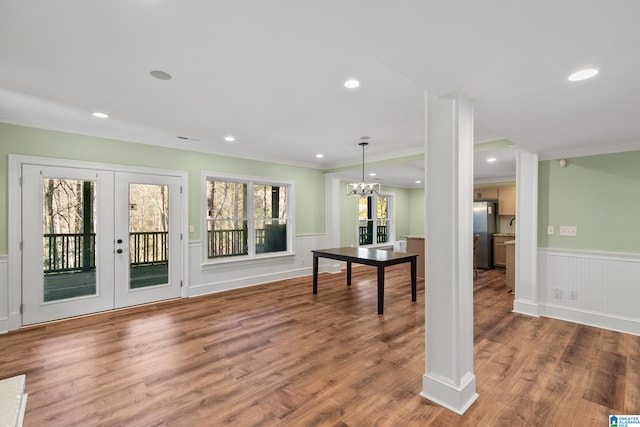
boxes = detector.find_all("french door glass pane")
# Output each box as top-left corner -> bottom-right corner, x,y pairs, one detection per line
128,183 -> 169,289
42,179 -> 97,302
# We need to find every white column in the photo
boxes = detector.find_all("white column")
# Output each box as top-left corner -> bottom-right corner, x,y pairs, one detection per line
513,150 -> 539,316
420,91 -> 478,414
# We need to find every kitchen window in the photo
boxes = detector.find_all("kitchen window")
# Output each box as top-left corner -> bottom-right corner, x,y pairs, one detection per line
205,174 -> 292,261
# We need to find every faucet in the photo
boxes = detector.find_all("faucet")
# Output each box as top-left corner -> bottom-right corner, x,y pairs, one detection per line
509,217 -> 516,227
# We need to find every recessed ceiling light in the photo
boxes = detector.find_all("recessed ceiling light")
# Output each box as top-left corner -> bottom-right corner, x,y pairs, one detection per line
568,69 -> 599,82
369,172 -> 376,177
415,180 -> 422,184
92,112 -> 109,119
150,70 -> 172,80
224,136 -> 235,143
344,79 -> 360,89
487,157 -> 497,163
316,153 -> 324,158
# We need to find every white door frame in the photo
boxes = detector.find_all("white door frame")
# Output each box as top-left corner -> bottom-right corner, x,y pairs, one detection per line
7,154 -> 188,331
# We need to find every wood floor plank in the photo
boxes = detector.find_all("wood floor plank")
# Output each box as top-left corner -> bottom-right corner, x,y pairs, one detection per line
1,267 -> 639,426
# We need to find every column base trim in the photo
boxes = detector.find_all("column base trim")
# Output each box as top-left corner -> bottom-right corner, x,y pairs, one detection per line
420,372 -> 479,415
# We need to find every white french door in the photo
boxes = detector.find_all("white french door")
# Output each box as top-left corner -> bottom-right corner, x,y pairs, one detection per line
22,165 -> 182,325
114,172 -> 181,308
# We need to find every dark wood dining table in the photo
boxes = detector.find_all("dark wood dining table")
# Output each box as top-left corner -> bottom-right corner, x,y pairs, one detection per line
312,247 -> 418,314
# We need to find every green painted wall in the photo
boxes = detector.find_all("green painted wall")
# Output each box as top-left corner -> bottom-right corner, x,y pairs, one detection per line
391,186 -> 411,239
408,188 -> 425,236
538,151 -> 640,253
0,123 -> 326,254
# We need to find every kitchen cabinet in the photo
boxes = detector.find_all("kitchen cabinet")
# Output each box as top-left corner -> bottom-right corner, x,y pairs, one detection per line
493,235 -> 513,268
505,241 -> 515,291
406,237 -> 425,278
498,187 -> 516,216
474,188 -> 498,200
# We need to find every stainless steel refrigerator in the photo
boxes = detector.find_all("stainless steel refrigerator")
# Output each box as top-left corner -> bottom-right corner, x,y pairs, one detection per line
473,201 -> 496,269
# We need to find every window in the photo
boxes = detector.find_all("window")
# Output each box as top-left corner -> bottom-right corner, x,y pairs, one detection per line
358,195 -> 393,245
206,175 -> 292,260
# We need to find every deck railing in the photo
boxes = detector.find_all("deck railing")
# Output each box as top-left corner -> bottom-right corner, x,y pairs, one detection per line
130,231 -> 168,266
43,233 -> 96,273
358,225 -> 388,245
206,228 -> 269,258
44,227 -> 281,271
43,231 -> 169,274
207,228 -> 249,258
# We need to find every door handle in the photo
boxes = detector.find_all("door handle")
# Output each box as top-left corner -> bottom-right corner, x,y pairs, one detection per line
116,249 -> 123,254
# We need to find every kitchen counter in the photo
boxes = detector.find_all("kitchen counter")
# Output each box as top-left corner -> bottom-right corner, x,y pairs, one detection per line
492,235 -> 515,268
406,237 -> 425,278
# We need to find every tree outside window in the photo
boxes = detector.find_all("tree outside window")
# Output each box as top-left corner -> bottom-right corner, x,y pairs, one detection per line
207,181 -> 248,258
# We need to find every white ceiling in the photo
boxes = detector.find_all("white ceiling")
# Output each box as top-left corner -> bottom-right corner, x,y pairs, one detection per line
1,1 -> 639,187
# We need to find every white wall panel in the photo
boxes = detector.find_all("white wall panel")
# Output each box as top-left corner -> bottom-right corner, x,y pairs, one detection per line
0,256 -> 7,333
186,234 -> 330,297
538,248 -> 640,335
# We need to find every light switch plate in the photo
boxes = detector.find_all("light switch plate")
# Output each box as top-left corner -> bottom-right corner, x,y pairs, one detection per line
559,226 -> 577,237
547,226 -> 554,235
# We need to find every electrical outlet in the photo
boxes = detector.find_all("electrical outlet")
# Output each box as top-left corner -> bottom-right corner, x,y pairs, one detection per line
547,226 -> 554,235
554,288 -> 563,298
569,289 -> 577,300
559,226 -> 577,237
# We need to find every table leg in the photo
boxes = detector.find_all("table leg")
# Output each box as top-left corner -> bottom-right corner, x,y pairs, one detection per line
377,265 -> 384,314
313,254 -> 319,294
346,261 -> 352,286
411,257 -> 417,301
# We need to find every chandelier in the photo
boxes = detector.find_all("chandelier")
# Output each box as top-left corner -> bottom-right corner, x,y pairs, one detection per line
347,137 -> 380,196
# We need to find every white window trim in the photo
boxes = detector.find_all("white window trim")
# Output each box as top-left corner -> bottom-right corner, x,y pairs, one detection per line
201,171 -> 295,265
357,192 -> 395,248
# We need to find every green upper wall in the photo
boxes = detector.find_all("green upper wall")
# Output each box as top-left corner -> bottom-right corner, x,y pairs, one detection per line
0,123 -> 326,253
408,188 -> 425,236
538,150 -> 640,253
6,123 -> 637,255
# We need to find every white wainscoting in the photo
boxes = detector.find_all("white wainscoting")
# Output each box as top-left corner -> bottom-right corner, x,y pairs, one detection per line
186,234 -> 339,297
537,248 -> 640,336
0,255 -> 8,333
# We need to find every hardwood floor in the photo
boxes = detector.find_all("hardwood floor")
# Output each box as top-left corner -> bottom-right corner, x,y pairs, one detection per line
1,267 -> 639,426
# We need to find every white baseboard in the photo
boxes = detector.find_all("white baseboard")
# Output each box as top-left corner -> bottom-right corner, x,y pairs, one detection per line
513,299 -> 539,317
540,303 -> 640,336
